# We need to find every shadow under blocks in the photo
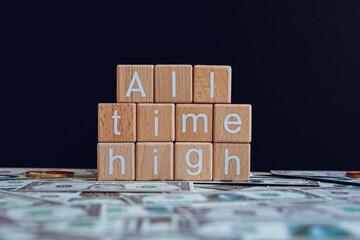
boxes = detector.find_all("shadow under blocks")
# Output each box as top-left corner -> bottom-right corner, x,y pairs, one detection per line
97,65 -> 252,181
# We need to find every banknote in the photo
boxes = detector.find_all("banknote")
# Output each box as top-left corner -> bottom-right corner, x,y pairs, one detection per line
271,170 -> 360,186
272,170 -> 349,177
4,204 -> 101,223
0,179 -> 35,190
0,168 -> 97,179
0,190 -> 61,208
178,202 -> 360,223
16,181 -> 194,192
300,187 -> 360,200
178,219 -> 360,240
2,168 -> 360,240
195,178 -> 320,187
177,204 -> 284,222
123,188 -> 325,207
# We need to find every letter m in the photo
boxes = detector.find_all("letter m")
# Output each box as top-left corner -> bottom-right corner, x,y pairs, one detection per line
182,113 -> 208,133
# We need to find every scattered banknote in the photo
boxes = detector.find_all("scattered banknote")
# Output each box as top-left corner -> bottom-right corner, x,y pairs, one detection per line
271,170 -> 360,186
0,179 -> 35,191
0,168 -> 97,179
195,178 -> 320,187
16,181 -> 194,192
122,188 -> 325,207
1,168 -> 360,240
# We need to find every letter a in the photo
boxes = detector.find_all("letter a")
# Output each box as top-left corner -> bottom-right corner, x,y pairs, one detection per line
126,71 -> 146,97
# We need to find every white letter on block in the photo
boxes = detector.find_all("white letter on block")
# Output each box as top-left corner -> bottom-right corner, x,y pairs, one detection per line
153,148 -> 158,175
154,110 -> 158,136
112,110 -> 121,135
109,148 -> 125,175
182,114 -> 208,133
185,149 -> 202,175
125,71 -> 146,97
210,72 -> 214,98
172,71 -> 176,97
224,114 -> 241,134
224,149 -> 240,175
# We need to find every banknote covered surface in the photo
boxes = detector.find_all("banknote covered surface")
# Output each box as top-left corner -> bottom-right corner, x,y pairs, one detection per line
1,168 -> 360,240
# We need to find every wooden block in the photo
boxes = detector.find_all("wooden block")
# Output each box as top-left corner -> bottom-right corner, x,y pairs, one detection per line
213,143 -> 250,181
213,104 -> 251,143
175,104 -> 213,142
137,104 -> 175,142
97,143 -> 135,181
117,65 -> 154,103
174,142 -> 212,181
155,65 -> 193,103
193,65 -> 231,103
136,142 -> 174,180
98,103 -> 136,142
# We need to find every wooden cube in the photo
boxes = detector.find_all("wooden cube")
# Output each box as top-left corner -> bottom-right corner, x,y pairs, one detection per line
213,143 -> 250,181
174,142 -> 212,181
155,65 -> 193,103
117,65 -> 154,103
98,103 -> 136,142
193,65 -> 231,103
175,104 -> 213,142
136,142 -> 174,180
137,104 -> 175,142
97,143 -> 135,181
213,104 -> 251,143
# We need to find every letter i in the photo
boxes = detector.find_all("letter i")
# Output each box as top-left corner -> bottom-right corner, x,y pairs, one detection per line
154,149 -> 158,175
172,71 -> 176,97
210,72 -> 214,98
154,110 -> 158,136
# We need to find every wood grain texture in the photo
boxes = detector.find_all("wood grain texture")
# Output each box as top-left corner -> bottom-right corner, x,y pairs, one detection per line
137,104 -> 175,141
155,65 -> 193,103
213,104 -> 252,143
175,104 -> 213,142
97,143 -> 135,181
174,142 -> 212,181
98,103 -> 136,142
117,65 -> 154,103
193,65 -> 231,103
213,143 -> 250,181
136,142 -> 174,180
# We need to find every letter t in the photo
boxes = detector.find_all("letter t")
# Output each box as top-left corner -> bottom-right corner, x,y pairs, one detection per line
112,110 -> 121,135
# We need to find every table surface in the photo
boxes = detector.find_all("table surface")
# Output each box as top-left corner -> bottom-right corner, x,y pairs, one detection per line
0,168 -> 359,240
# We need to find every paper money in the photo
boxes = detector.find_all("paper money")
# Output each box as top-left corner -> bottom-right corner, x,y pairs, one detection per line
1,168 -> 360,239
16,181 -> 194,192
271,170 -> 360,186
123,188 -> 325,207
195,178 -> 319,187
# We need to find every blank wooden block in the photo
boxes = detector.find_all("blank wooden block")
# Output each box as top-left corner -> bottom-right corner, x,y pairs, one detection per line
98,103 -> 136,142
175,104 -> 213,142
136,142 -> 174,180
97,143 -> 135,181
137,104 -> 175,142
213,143 -> 250,181
117,65 -> 154,103
193,65 -> 231,103
155,65 -> 193,103
174,142 -> 212,181
213,104 -> 252,143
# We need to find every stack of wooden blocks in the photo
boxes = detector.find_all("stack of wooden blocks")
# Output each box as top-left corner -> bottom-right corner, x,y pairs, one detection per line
98,65 -> 251,181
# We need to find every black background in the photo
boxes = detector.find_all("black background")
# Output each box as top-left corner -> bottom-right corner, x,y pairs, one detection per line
2,1 -> 360,171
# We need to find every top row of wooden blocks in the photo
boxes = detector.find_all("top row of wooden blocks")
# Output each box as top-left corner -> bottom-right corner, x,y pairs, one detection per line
117,65 -> 231,103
